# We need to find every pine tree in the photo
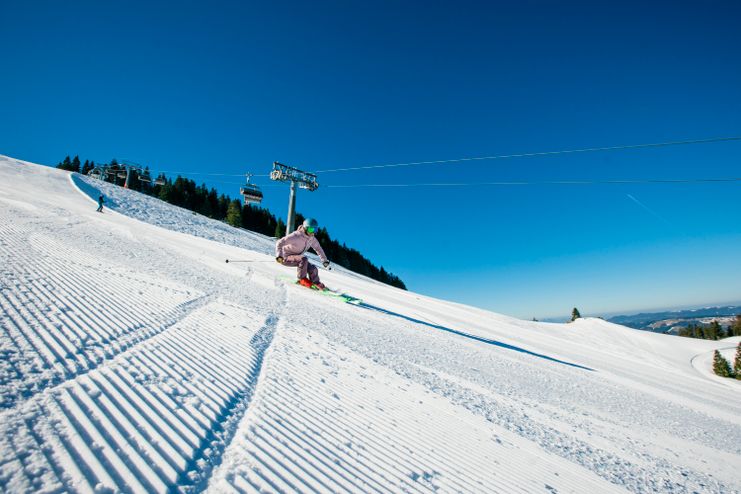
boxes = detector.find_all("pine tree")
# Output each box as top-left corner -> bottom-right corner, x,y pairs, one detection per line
274,218 -> 286,238
81,160 -> 93,175
732,315 -> 741,337
217,194 -> 229,219
734,343 -> 741,379
691,324 -> 704,339
57,156 -> 72,171
571,307 -> 581,322
707,320 -> 721,340
71,155 -> 81,173
158,179 -> 172,202
713,350 -> 732,378
226,199 -> 242,227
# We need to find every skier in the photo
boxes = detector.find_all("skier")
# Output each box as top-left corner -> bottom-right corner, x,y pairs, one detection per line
276,218 -> 331,289
96,194 -> 105,212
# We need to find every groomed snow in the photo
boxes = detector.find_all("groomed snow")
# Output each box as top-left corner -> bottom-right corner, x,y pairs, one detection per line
1,155 -> 740,493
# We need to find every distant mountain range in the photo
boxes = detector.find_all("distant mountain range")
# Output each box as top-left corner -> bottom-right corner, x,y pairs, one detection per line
606,305 -> 741,333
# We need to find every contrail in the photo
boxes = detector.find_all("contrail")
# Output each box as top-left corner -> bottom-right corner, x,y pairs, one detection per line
626,194 -> 671,225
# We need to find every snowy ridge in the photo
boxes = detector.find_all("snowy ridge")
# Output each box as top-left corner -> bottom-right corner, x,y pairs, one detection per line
1,155 -> 741,493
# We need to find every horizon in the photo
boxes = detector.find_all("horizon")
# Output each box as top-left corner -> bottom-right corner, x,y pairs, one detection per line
1,1 -> 740,319
542,299 -> 741,322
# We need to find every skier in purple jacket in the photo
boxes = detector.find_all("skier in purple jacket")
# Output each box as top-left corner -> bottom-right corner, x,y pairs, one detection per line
276,218 -> 330,289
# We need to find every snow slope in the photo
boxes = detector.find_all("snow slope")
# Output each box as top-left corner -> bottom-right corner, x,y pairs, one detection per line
1,155 -> 740,494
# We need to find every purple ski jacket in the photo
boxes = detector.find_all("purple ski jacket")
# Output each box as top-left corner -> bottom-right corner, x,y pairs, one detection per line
276,225 -> 328,263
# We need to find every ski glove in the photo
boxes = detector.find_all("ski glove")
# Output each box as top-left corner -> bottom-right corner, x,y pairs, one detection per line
276,256 -> 284,264
323,261 -> 331,269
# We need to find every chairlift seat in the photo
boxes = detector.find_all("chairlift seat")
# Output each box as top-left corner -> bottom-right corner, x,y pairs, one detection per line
88,167 -> 104,180
240,184 -> 263,204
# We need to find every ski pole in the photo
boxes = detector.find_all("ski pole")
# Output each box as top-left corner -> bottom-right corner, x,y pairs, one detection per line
225,259 -> 274,263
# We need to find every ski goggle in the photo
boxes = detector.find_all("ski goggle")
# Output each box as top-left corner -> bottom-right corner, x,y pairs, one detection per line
306,226 -> 316,234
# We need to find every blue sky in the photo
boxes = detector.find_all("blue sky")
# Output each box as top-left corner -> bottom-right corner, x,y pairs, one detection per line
1,0 -> 740,319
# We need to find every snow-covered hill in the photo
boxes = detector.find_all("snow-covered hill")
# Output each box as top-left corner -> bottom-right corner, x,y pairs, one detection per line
1,155 -> 740,494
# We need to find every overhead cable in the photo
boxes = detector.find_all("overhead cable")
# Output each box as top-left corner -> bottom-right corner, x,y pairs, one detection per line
114,135 -> 741,179
313,136 -> 741,174
325,177 -> 741,188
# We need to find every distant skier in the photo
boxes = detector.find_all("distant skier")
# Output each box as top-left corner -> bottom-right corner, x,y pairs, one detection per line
96,194 -> 105,212
276,218 -> 330,289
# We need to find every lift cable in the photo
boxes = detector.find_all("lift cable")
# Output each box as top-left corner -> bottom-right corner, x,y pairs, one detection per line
312,136 -> 741,174
324,177 -> 741,188
133,135 -> 741,180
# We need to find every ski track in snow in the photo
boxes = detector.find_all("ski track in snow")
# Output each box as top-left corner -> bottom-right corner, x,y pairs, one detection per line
1,156 -> 740,494
0,221 -> 205,409
1,301 -> 283,492
207,318 -> 624,494
0,159 -> 288,492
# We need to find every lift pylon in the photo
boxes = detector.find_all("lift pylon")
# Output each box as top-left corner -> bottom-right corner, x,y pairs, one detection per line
269,162 -> 318,234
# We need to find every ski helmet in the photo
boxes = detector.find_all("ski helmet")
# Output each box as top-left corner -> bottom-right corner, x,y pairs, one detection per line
303,218 -> 318,234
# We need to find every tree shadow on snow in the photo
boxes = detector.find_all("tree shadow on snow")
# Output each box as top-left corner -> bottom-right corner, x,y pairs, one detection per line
356,302 -> 594,372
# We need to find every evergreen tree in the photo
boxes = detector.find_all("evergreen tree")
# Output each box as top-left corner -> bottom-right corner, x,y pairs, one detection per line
57,156 -> 73,171
226,199 -> 242,227
732,315 -> 741,337
571,307 -> 581,322
691,324 -> 704,339
207,188 -> 219,219
275,218 -> 286,238
713,350 -> 732,377
734,343 -> 741,379
158,178 -> 173,202
706,320 -> 721,340
81,160 -> 93,175
217,194 -> 229,220
198,193 -> 213,217
71,155 -> 81,173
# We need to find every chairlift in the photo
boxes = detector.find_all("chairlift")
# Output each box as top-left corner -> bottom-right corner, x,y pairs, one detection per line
133,165 -> 165,186
88,167 -> 104,180
240,173 -> 263,204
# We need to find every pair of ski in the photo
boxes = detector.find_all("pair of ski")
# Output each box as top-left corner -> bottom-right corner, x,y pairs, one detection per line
282,276 -> 362,305
224,261 -> 362,305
